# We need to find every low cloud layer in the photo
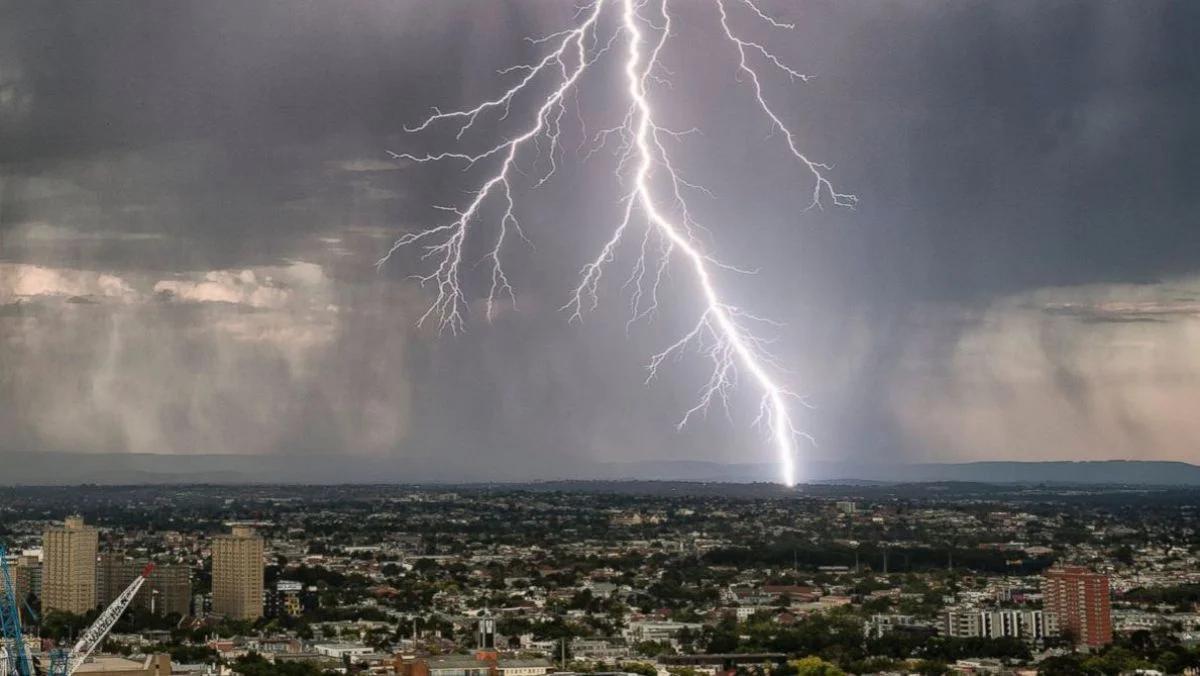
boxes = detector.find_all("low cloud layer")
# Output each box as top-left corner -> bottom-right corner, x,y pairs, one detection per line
891,278 -> 1200,463
0,257 -> 418,459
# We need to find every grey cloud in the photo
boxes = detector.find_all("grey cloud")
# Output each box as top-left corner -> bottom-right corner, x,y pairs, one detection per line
1042,302 -> 1200,323
1076,316 -> 1167,325
332,159 -> 408,173
0,261 -> 423,460
893,279 -> 1200,464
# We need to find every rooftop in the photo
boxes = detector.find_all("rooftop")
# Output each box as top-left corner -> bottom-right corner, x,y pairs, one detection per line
74,657 -> 154,674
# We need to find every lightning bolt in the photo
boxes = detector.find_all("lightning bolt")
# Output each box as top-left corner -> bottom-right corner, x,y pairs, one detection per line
377,0 -> 854,487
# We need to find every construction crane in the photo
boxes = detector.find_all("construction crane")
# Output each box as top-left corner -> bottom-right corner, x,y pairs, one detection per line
49,565 -> 154,676
0,546 -> 153,676
0,545 -> 32,676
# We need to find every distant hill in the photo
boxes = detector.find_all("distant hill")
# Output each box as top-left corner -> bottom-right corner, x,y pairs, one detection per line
823,460 -> 1200,486
596,459 -> 1200,485
0,452 -> 1197,486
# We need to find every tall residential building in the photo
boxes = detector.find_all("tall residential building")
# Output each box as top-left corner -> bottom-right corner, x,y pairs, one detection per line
97,554 -> 192,617
1043,566 -> 1113,648
211,526 -> 264,620
42,516 -> 98,614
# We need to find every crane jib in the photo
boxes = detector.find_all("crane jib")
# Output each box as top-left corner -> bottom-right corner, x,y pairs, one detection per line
65,570 -> 151,676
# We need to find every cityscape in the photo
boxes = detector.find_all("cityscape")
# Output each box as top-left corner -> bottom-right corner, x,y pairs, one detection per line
0,484 -> 1197,676
4,2 -> 1200,676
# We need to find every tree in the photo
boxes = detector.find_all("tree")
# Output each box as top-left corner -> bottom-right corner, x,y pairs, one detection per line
166,645 -> 221,665
634,641 -> 674,658
676,626 -> 699,654
1085,647 -> 1150,676
913,661 -> 951,676
1155,650 -> 1182,676
232,653 -> 333,676
704,627 -> 739,654
1111,545 -> 1135,567
623,663 -> 658,676
40,610 -> 93,642
788,657 -> 845,676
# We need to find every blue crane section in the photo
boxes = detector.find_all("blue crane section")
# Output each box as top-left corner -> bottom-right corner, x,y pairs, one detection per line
0,544 -> 32,676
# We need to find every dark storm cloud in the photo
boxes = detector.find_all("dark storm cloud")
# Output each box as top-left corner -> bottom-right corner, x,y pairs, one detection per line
4,1 -> 1198,284
2,0 -> 1200,472
0,0 -> 559,269
786,0 -> 1200,298
0,2 -> 538,160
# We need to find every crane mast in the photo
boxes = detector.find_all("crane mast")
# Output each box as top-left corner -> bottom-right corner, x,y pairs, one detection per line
0,545 -> 32,676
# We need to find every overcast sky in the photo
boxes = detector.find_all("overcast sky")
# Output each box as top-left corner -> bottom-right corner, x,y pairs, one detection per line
2,0 -> 1199,479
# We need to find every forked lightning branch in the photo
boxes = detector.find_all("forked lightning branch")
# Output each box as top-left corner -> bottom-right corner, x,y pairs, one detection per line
376,0 -> 854,487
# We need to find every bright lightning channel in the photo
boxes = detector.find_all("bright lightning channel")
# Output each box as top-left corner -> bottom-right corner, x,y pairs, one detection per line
377,0 -> 854,487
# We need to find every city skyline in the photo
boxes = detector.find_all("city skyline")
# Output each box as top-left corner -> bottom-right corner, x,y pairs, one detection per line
0,482 -> 1172,674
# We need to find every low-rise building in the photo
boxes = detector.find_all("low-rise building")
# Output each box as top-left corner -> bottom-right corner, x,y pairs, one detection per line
314,644 -> 373,659
864,614 -> 937,639
66,655 -> 171,676
397,654 -> 553,676
625,621 -> 702,644
943,609 -> 1056,644
495,659 -> 552,676
571,637 -> 628,661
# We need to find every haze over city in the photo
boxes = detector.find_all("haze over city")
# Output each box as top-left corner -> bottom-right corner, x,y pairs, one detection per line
3,1 -> 1200,481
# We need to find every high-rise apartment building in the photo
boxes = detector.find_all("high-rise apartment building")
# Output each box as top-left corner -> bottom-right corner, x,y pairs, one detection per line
42,516 -> 98,614
211,526 -> 264,620
142,563 -> 192,617
1043,566 -> 1112,648
97,554 -> 192,617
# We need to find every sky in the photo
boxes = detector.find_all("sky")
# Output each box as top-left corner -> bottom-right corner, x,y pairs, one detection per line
2,0 -> 1200,479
